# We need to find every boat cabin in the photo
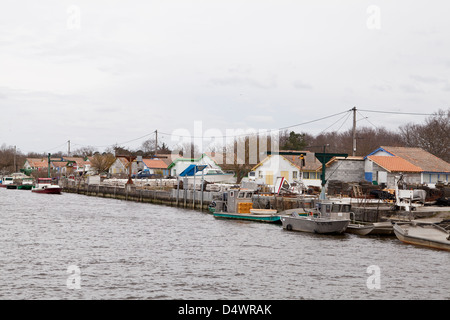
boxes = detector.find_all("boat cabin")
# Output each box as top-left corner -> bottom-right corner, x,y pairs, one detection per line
316,200 -> 352,219
1,177 -> 14,185
214,189 -> 254,214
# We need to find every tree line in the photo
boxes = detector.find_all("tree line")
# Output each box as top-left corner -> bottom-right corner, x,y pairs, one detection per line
0,109 -> 448,176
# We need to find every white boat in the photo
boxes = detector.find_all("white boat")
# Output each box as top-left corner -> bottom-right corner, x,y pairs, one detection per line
393,222 -> 450,251
32,178 -> 62,194
0,176 -> 14,188
190,168 -> 235,183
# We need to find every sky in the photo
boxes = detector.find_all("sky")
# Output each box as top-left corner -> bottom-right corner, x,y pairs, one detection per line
1,0 -> 449,155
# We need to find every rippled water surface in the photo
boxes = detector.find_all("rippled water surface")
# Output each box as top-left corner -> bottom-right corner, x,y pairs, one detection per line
0,188 -> 448,300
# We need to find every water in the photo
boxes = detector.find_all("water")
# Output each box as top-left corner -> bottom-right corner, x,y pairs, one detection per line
0,188 -> 448,300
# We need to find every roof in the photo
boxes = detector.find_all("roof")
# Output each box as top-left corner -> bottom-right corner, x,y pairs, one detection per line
25,158 -> 48,168
179,164 -> 207,176
380,146 -> 450,173
142,158 -> 168,169
367,155 -> 423,173
251,152 -> 322,172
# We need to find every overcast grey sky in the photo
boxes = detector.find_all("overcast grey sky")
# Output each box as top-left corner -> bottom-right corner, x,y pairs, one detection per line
1,0 -> 449,154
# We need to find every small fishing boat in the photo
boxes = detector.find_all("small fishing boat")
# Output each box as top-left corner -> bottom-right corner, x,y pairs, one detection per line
280,210 -> 350,234
393,222 -> 450,251
345,223 -> 375,236
18,177 -> 34,190
0,176 -> 14,188
214,211 -> 281,224
32,178 -> 62,194
368,221 -> 395,235
212,189 -> 281,224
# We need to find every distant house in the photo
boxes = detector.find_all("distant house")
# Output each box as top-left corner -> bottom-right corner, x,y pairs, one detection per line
141,158 -> 169,176
23,158 -> 49,171
109,156 -> 138,176
250,151 -> 322,187
63,157 -> 92,175
167,153 -> 224,177
364,146 -> 450,187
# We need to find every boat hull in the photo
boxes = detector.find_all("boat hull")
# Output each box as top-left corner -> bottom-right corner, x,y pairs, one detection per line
32,187 -> 62,194
346,224 -> 375,236
18,185 -> 33,190
213,212 -> 281,224
393,222 -> 450,251
281,215 -> 350,234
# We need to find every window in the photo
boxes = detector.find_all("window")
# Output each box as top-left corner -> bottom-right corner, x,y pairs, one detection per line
258,171 -> 263,178
293,171 -> 298,179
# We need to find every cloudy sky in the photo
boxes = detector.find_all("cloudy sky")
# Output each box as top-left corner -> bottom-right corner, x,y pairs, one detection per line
1,0 -> 449,154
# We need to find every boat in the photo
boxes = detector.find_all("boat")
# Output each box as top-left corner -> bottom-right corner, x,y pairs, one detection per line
0,176 -> 14,188
368,221 -> 395,235
214,211 -> 281,223
18,177 -> 34,190
345,212 -> 376,236
345,223 -> 375,236
212,189 -> 281,224
31,178 -> 62,194
185,167 -> 235,183
280,208 -> 350,234
393,221 -> 450,251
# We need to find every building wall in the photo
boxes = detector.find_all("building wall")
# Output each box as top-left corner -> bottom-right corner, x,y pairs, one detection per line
326,159 -> 365,183
370,162 -> 421,188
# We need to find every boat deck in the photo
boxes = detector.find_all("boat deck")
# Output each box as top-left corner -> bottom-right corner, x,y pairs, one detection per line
402,224 -> 449,242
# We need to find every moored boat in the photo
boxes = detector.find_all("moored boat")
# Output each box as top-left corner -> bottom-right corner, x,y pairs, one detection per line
1,176 -> 14,188
214,211 -> 281,224
368,221 -> 395,235
212,188 -> 281,223
32,178 -> 62,194
393,222 -> 450,251
345,223 -> 375,236
281,210 -> 350,234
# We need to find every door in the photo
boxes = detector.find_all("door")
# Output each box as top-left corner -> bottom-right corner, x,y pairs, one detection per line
265,171 -> 273,185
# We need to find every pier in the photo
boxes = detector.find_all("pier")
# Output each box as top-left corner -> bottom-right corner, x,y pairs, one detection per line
60,178 -> 450,223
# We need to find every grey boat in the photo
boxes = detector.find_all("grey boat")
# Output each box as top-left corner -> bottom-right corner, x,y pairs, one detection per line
345,223 -> 375,236
281,212 -> 350,234
393,222 -> 450,251
280,199 -> 350,234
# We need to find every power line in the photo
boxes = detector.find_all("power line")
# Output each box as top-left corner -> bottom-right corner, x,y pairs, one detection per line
159,110 -> 352,139
358,109 -> 436,116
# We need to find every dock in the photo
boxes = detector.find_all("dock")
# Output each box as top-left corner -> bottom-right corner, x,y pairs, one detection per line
60,178 -> 450,223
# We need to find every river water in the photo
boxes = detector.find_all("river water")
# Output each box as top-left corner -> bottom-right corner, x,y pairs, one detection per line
0,188 -> 448,300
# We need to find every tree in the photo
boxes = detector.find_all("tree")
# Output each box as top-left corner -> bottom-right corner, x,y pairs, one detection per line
90,153 -> 116,174
72,146 -> 97,157
280,131 -> 308,151
400,109 -> 450,162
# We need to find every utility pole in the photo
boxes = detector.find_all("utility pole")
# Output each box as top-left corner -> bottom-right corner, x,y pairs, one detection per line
155,130 -> 158,155
68,140 -> 71,157
352,106 -> 357,156
14,145 -> 16,172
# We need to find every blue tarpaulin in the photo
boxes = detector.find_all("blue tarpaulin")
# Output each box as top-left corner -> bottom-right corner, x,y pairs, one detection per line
179,164 -> 207,177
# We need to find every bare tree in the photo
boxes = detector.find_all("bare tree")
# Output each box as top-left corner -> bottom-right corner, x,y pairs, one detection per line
90,153 -> 116,174
400,109 -> 450,162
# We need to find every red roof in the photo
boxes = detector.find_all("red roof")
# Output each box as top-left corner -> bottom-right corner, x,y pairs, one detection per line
142,159 -> 168,169
368,155 -> 422,172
